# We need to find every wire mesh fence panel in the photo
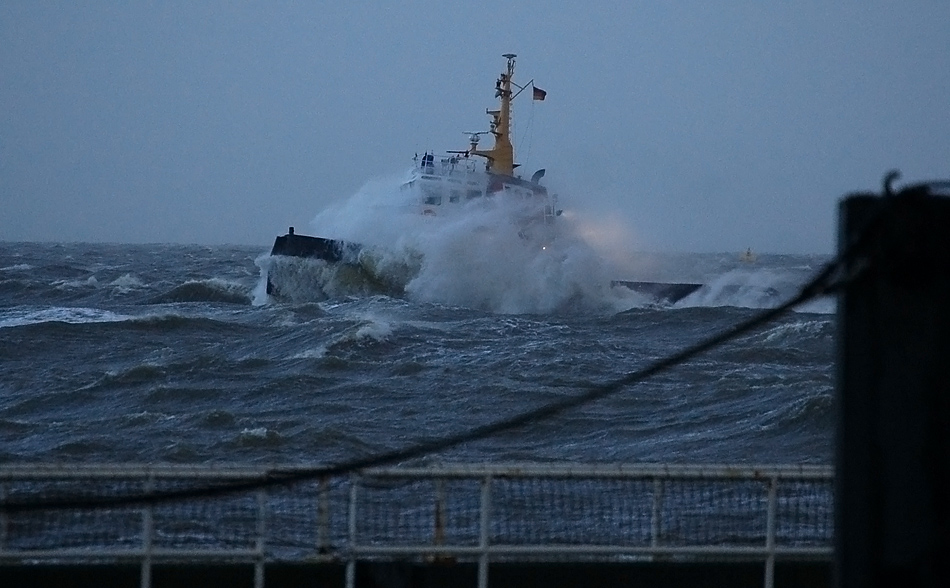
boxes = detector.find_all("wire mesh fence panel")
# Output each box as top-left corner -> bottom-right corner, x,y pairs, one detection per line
0,464 -> 835,565
775,479 -> 834,547
355,477 -> 439,546
656,479 -> 768,547
345,475 -> 484,551
150,478 -> 259,551
490,477 -> 655,546
5,507 -> 144,552
264,477 -> 349,560
3,478 -> 144,553
438,478 -> 483,547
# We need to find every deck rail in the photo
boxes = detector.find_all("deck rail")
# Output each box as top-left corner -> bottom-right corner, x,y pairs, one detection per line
0,463 -> 833,588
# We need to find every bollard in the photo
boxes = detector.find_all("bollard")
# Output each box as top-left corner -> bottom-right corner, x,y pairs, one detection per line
835,180 -> 950,587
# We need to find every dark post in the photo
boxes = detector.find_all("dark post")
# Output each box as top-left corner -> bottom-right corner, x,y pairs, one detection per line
836,183 -> 950,587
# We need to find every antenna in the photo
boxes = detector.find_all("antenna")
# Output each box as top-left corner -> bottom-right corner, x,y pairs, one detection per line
463,131 -> 490,147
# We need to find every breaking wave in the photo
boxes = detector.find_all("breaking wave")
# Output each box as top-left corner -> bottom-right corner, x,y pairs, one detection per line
109,273 -> 146,293
1,264 -> 33,272
676,267 -> 834,314
148,279 -> 251,305
52,276 -> 99,290
327,315 -> 394,348
257,178 -> 835,314
261,178 -> 645,314
0,306 -> 131,329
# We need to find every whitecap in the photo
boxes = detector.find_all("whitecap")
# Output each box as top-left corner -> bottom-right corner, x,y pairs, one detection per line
290,346 -> 328,359
109,273 -> 146,292
0,307 -> 131,329
52,276 -> 99,290
676,268 -> 798,309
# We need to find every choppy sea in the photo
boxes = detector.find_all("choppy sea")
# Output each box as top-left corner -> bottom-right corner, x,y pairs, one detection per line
0,237 -> 834,467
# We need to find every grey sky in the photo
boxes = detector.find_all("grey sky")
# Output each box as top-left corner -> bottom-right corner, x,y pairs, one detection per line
1,1 -> 947,253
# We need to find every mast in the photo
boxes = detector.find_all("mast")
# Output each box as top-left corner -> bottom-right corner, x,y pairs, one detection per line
470,53 -> 517,176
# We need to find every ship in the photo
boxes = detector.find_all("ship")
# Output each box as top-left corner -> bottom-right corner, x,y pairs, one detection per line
264,54 -> 701,305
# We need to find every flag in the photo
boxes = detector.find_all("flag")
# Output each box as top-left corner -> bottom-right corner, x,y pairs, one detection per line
532,86 -> 546,101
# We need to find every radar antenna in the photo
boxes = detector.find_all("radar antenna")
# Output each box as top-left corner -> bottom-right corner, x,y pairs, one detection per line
464,131 -> 491,150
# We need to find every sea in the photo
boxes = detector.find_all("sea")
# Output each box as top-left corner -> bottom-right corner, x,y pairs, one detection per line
0,232 -> 835,468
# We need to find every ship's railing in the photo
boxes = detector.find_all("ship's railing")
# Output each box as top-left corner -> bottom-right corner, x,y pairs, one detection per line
0,463 -> 833,588
412,153 -> 483,178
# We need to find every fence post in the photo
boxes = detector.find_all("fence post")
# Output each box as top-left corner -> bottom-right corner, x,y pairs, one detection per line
346,475 -> 358,588
650,477 -> 663,557
318,476 -> 330,556
141,474 -> 154,588
764,476 -> 777,588
255,488 -> 266,588
478,475 -> 492,588
836,186 -> 950,587
434,478 -> 446,556
0,483 -> 7,556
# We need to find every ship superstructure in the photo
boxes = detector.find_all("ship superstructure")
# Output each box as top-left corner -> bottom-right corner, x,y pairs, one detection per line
401,54 -> 557,223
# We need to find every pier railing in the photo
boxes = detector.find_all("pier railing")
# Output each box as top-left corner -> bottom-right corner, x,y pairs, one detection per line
0,463 -> 833,588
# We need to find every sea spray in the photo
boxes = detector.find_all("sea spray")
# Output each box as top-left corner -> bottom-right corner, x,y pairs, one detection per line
303,177 -> 643,313
265,179 -> 832,313
676,266 -> 833,313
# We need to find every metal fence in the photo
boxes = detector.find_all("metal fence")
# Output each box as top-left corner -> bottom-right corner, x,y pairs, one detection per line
0,463 -> 833,588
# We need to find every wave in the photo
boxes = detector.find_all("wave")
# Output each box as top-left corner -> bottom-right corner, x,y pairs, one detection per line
0,306 -> 250,336
3,269 -> 146,299
123,312 -> 243,332
148,278 -> 251,305
109,273 -> 147,293
756,319 -> 833,346
81,364 -> 167,391
52,276 -> 99,290
0,263 -> 33,272
0,306 -> 131,329
675,268 -> 833,313
328,315 -> 394,348
289,346 -> 328,359
0,278 -> 29,294
233,427 -> 283,448
757,390 -> 834,434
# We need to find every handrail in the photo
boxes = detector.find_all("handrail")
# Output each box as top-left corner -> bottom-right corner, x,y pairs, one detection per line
0,462 -> 834,588
0,462 -> 833,479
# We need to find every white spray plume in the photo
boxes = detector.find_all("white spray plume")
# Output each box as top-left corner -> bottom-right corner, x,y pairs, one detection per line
308,177 -> 643,313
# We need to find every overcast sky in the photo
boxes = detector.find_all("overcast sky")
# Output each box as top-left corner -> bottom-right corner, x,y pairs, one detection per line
1,1 -> 947,253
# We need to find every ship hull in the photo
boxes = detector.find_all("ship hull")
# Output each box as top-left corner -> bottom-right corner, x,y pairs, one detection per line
269,232 -> 359,263
265,232 -> 362,296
